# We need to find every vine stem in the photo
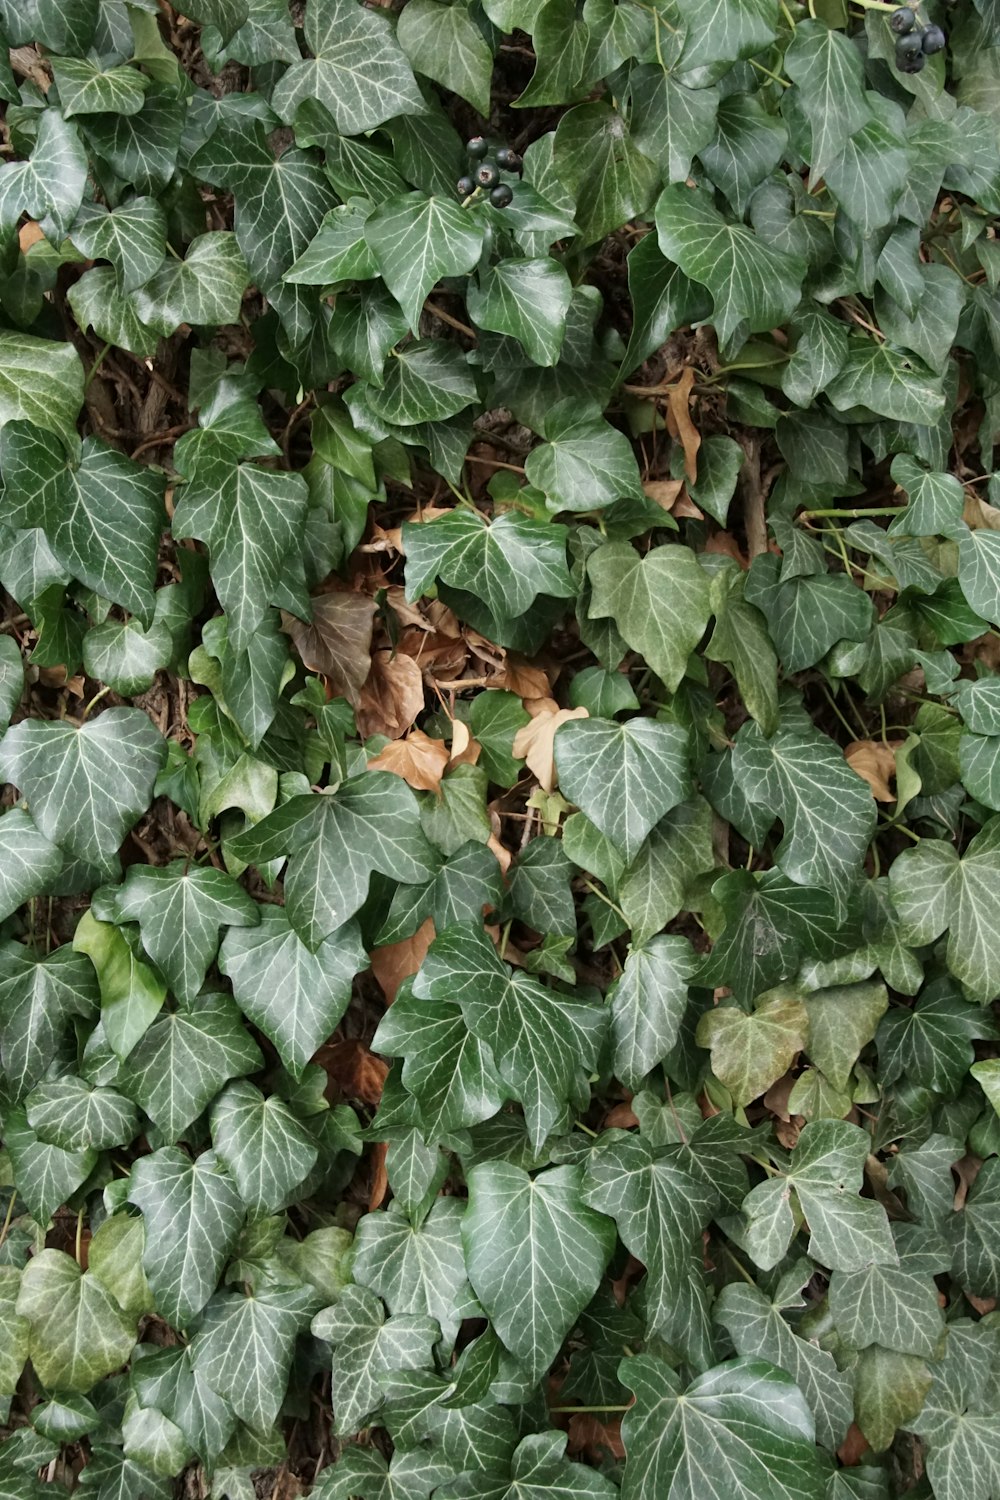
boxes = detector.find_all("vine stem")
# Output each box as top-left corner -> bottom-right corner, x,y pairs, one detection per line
0,1193 -> 15,1253
799,505 -> 905,522
549,1405 -> 630,1414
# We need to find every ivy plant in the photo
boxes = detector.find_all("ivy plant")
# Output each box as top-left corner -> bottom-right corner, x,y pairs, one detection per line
2,0 -> 1000,1497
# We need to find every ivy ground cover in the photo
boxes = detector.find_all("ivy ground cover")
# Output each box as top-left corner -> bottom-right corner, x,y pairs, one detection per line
6,0 -> 1000,1496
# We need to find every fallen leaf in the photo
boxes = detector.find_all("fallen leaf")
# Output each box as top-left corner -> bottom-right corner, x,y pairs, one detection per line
666,366 -> 701,483
964,492 -> 1000,531
356,650 -> 425,739
846,739 -> 900,802
642,478 -> 685,512
368,1141 -> 388,1211
704,531 -> 749,568
837,1424 -> 870,1468
567,1413 -> 625,1463
370,917 -> 436,1005
512,704 -> 589,792
487,833 -> 512,873
449,719 -> 482,767
282,591 -> 377,707
501,657 -> 551,699
316,1039 -> 388,1106
396,623 -> 468,681
19,220 -> 44,252
368,729 -> 449,792
603,1102 -> 639,1129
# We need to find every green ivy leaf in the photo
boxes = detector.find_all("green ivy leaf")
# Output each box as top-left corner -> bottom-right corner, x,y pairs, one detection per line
0,942 -> 97,1102
171,451 -> 308,655
619,1352 -> 824,1500
889,819 -> 1000,1003
131,1344 -> 236,1468
352,1197 -> 474,1351
365,192 -> 486,337
655,185 -> 805,356
26,1075 -> 137,1152
190,1281 -> 317,1433
220,907 -> 366,1077
312,1282 -> 439,1435
784,22 -> 871,186
697,990 -> 809,1108
715,1275 -> 853,1450
373,983 -> 507,1138
50,56 -> 150,117
413,922 -> 606,1149
132,232 -> 249,336
397,0 -> 494,116
116,994 -> 262,1143
675,0 -> 779,69
16,1250 -> 136,1394
609,935 -> 696,1090
403,509 -> 573,621
128,1147 -> 245,1328
230,776 -> 439,950
742,1120 -> 896,1272
0,808 -> 64,927
104,862 -> 258,1005
436,1431 -> 618,1500
69,198 -> 167,294
524,415 -> 645,512
467,257 -> 572,368
0,708 -> 165,872
462,1162 -> 614,1382
210,1078 -> 318,1215
553,103 -> 658,244
271,0 -> 424,133
0,424 -> 165,621
732,722 -> 876,909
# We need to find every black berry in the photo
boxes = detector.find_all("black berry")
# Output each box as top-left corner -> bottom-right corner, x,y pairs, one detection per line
922,22 -> 946,52
496,148 -> 523,174
490,183 -> 514,208
889,5 -> 916,32
457,175 -> 475,198
475,161 -> 499,189
895,29 -> 924,57
898,48 -> 927,70
467,136 -> 488,160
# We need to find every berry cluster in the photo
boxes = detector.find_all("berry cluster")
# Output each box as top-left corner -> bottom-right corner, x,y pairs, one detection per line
890,6 -> 946,73
457,136 -> 522,209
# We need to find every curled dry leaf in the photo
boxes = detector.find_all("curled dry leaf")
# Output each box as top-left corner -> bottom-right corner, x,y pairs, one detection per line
370,917 -> 436,1005
666,365 -> 701,484
845,739 -> 900,802
356,649 -> 425,739
567,1413 -> 626,1463
449,718 -> 482,767
282,591 -> 377,707
512,703 -> 588,792
368,728 -> 450,792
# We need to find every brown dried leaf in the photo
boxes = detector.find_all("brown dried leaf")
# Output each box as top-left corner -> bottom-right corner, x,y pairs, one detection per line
501,657 -> 551,699
642,478 -> 685,512
449,719 -> 482,767
356,650 -> 424,739
704,531 -> 749,568
512,704 -> 588,793
368,1141 -> 388,1211
370,917 -> 436,1005
19,221 -> 44,253
837,1424 -> 871,1468
316,1039 -> 389,1106
282,591 -> 377,707
845,739 -> 899,802
368,729 -> 449,792
567,1414 -> 626,1463
666,366 -> 700,483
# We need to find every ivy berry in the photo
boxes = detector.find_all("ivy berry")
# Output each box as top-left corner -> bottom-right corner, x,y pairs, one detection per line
490,183 -> 514,208
457,174 -> 475,198
476,161 -> 500,189
466,136 -> 488,160
889,5 -> 916,32
922,22 -> 946,52
495,147 -> 523,175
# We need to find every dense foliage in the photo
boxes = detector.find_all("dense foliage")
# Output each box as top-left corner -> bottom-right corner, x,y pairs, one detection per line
6,0 -> 1000,1495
